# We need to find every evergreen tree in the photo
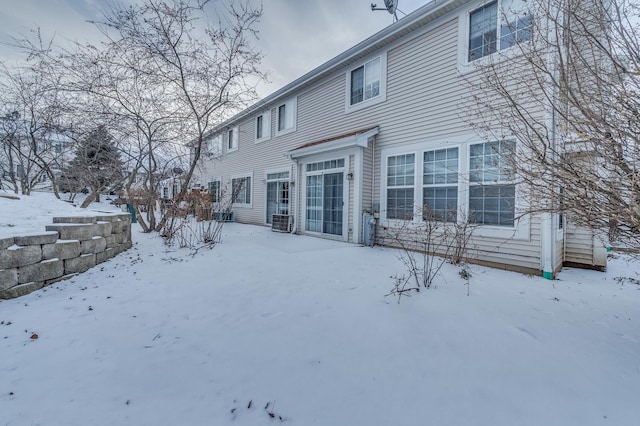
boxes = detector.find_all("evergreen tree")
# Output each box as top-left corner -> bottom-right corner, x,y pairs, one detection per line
68,126 -> 123,208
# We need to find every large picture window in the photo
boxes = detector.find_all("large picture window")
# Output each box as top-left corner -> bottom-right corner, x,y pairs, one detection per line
468,0 -> 532,62
423,148 -> 458,222
232,176 -> 251,205
386,153 -> 415,220
469,141 -> 515,226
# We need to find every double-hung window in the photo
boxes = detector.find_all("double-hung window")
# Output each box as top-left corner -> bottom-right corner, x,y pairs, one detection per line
469,140 -> 516,226
256,110 -> 271,142
227,127 -> 238,152
468,0 -> 532,62
386,154 -> 415,220
232,176 -> 251,205
423,148 -> 459,222
276,98 -> 296,136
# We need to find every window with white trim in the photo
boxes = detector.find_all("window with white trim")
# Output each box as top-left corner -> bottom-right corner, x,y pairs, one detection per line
266,171 -> 289,224
232,176 -> 251,205
423,148 -> 459,222
255,110 -> 271,142
350,56 -> 381,105
386,153 -> 415,220
469,140 -> 515,226
227,127 -> 238,152
208,180 -> 221,203
468,0 -> 532,62
276,98 -> 296,136
206,134 -> 222,157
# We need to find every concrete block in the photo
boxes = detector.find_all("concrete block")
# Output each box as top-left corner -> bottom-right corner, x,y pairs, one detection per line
0,237 -> 15,250
14,232 -> 59,246
0,245 -> 42,269
105,234 -> 118,248
0,281 -> 45,299
46,224 -> 97,241
65,253 -> 96,274
110,220 -> 126,234
18,259 -> 64,284
0,269 -> 18,291
42,240 -> 81,260
96,248 -> 116,264
45,273 -> 77,286
81,237 -> 107,254
96,222 -> 113,237
53,216 -> 96,224
94,215 -> 120,223
116,213 -> 132,223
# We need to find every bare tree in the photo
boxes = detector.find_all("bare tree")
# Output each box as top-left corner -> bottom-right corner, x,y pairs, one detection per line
0,33 -> 71,197
80,0 -> 264,234
466,0 -> 640,248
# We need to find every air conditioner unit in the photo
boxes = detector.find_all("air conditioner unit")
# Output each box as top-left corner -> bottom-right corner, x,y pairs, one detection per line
271,214 -> 293,232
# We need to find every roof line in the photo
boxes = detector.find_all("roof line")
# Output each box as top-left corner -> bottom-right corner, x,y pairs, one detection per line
203,0 -> 456,138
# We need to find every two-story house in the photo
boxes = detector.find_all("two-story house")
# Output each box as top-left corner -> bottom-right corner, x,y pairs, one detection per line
193,0 -> 607,277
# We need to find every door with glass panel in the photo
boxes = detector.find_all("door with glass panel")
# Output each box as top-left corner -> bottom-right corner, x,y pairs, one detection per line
266,172 -> 289,224
304,159 -> 345,237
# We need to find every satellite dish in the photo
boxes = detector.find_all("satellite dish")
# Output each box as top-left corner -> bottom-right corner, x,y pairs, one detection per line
385,0 -> 398,15
172,167 -> 184,175
371,0 -> 402,22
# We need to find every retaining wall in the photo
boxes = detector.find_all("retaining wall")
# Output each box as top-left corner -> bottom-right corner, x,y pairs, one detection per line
0,213 -> 132,299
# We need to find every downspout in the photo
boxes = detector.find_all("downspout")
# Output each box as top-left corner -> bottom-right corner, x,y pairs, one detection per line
291,157 -> 300,234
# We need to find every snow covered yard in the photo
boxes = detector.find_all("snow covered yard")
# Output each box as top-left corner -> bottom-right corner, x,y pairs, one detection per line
1,198 -> 639,425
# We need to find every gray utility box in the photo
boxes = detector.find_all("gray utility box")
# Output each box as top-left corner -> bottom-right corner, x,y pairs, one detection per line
362,212 -> 376,246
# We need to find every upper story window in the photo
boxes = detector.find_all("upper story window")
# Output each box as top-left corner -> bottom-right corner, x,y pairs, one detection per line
276,98 -> 296,136
255,110 -> 271,143
468,0 -> 532,62
206,134 -> 222,157
346,53 -> 387,112
351,57 -> 381,105
227,127 -> 238,152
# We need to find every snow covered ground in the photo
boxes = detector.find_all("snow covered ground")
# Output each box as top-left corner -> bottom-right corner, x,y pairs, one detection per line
1,193 -> 639,425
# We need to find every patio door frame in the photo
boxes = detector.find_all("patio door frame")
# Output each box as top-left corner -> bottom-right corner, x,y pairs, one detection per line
302,155 -> 348,241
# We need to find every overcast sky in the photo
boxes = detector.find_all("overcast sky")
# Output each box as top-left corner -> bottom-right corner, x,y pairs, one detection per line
0,0 -> 426,98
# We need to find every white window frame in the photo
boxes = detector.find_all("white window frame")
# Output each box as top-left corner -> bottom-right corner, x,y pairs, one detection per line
208,179 -> 222,203
231,174 -> 253,208
422,147 -> 460,223
206,134 -> 222,158
385,152 -> 417,221
275,97 -> 297,137
255,110 -> 271,143
345,52 -> 387,113
227,126 -> 238,153
458,0 -> 533,71
264,168 -> 290,225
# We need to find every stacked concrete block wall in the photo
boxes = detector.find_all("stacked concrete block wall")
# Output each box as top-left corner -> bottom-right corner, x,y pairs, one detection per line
0,213 -> 132,299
